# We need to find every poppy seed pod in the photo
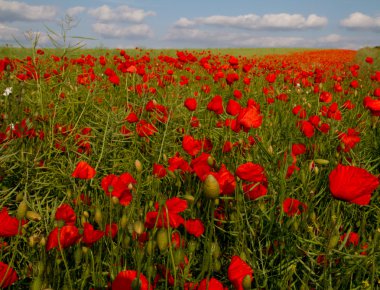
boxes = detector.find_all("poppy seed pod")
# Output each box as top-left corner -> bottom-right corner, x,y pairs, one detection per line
16,200 -> 28,220
203,174 -> 220,199
156,228 -> 169,251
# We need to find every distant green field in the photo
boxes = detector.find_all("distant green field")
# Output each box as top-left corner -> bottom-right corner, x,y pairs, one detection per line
0,45 -> 327,59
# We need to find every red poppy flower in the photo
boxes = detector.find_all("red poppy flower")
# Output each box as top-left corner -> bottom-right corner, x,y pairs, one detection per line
243,182 -> 268,200
340,232 -> 360,247
72,161 -> 96,179
329,164 -> 379,205
182,135 -> 202,157
136,120 -> 157,137
153,163 -> 167,178
82,222 -> 104,246
297,120 -> 314,138
0,208 -> 27,237
184,218 -> 205,237
282,198 -> 308,216
236,105 -> 263,131
291,143 -> 306,156
265,73 -> 276,83
190,152 -> 212,181
184,98 -> 197,111
226,99 -> 241,116
46,225 -> 81,251
145,197 -> 187,229
235,162 -> 267,183
55,204 -> 76,225
0,261 -> 18,288
212,164 -> 236,195
207,95 -> 224,115
167,153 -> 192,173
363,96 -> 380,116
112,270 -> 151,290
101,173 -> 136,206
125,112 -> 139,123
319,91 -> 332,103
197,277 -> 225,290
228,255 -> 253,290
105,223 -> 118,239
233,89 -> 243,99
337,128 -> 360,152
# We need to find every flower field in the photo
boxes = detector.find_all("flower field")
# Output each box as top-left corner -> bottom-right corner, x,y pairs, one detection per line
0,46 -> 379,289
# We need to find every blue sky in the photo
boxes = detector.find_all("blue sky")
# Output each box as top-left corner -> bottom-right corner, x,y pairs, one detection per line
0,0 -> 379,49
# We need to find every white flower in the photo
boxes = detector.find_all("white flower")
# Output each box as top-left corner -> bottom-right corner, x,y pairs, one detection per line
3,87 -> 12,96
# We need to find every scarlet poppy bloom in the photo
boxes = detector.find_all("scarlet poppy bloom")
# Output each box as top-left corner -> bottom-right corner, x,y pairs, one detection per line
167,152 -> 192,173
184,218 -> 205,237
136,120 -> 157,137
145,197 -> 187,229
153,163 -> 167,178
55,204 -> 76,225
228,255 -> 253,290
363,96 -> 380,116
236,105 -> 263,131
319,91 -> 333,103
72,161 -> 96,179
82,223 -> 104,246
125,112 -> 139,123
182,135 -> 202,157
197,277 -> 225,290
233,89 -> 243,99
207,95 -> 224,115
105,223 -> 118,239
112,270 -> 151,290
282,198 -> 308,216
190,152 -> 212,181
226,99 -> 241,116
297,120 -> 315,138
101,173 -> 137,206
46,225 -> 81,251
0,261 -> 18,288
236,162 -> 267,183
329,164 -> 379,205
291,143 -> 306,156
337,128 -> 360,152
265,73 -> 276,83
340,232 -> 360,247
0,208 -> 27,237
184,98 -> 197,111
243,182 -> 268,200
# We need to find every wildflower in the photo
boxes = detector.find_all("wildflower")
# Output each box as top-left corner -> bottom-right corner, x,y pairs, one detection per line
0,262 -> 18,288
72,161 -> 96,179
112,270 -> 151,290
228,255 -> 254,290
329,164 -> 379,205
2,87 -> 12,97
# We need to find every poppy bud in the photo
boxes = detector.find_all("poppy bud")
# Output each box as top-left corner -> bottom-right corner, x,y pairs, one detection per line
82,246 -> 89,255
174,249 -> 185,266
187,240 -> 198,253
207,156 -> 215,167
314,159 -> 329,165
94,208 -> 102,225
16,192 -> 23,202
242,275 -> 252,290
328,234 -> 340,249
203,174 -> 220,199
17,200 -> 28,220
82,211 -> 90,218
133,220 -> 145,235
30,277 -> 43,290
26,210 -> 42,222
111,196 -> 119,205
146,240 -> 155,255
120,214 -> 128,229
156,228 -> 169,251
29,234 -> 40,248
39,236 -> 46,247
213,258 -> 221,272
135,159 -> 142,173
183,194 -> 195,204
74,247 -> 82,265
211,242 -> 221,259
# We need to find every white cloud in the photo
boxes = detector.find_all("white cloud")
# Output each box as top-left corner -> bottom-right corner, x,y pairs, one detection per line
166,28 -> 307,47
0,0 -> 56,22
66,6 -> 86,17
318,34 -> 345,43
88,5 -> 155,23
340,12 -> 380,30
174,13 -> 327,30
0,23 -> 19,40
92,23 -> 153,39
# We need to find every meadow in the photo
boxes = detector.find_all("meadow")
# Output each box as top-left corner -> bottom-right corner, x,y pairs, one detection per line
0,44 -> 379,289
